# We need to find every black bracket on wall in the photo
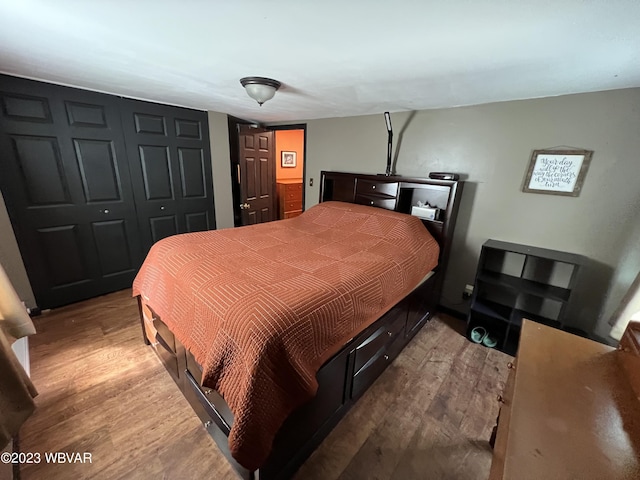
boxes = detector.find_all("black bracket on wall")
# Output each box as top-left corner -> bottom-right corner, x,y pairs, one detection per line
384,112 -> 393,176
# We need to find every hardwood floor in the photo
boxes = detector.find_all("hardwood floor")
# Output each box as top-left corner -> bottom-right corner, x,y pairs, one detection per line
17,290 -> 511,480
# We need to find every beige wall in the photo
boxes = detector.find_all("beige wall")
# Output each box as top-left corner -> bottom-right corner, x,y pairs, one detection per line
301,88 -> 640,338
599,205 -> 640,339
208,111 -> 234,230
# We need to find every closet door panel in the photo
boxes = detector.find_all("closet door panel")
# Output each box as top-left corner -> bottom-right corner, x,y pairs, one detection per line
138,144 -> 174,200
36,224 -> 90,288
120,99 -> 215,254
91,220 -> 136,276
9,134 -> 71,206
0,76 -> 216,309
0,75 -> 143,308
178,147 -> 207,198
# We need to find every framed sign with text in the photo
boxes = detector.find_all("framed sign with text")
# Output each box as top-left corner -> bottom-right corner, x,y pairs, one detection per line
522,149 -> 593,197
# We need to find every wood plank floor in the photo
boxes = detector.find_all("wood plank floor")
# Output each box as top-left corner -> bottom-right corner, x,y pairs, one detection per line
17,290 -> 511,480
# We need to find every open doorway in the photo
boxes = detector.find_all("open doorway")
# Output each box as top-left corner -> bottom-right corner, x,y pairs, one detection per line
272,126 -> 305,220
228,117 -> 306,227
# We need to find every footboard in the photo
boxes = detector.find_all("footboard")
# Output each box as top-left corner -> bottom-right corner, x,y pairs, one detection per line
137,272 -> 438,480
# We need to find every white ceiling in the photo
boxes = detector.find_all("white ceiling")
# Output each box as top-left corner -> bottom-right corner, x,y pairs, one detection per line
1,1 -> 639,123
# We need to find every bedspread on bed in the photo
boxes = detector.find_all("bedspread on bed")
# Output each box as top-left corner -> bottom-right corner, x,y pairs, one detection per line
132,201 -> 439,470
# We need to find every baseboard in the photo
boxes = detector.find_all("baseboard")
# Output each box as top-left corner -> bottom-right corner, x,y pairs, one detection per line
587,332 -> 617,347
437,304 -> 466,321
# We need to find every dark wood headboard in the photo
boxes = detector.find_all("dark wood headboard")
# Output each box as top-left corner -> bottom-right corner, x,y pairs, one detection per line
319,171 -> 464,288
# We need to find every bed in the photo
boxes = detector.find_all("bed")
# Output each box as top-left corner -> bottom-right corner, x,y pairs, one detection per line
133,171 -> 464,479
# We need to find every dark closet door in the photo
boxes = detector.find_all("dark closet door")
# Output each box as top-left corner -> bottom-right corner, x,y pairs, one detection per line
0,76 -> 143,308
119,99 -> 215,253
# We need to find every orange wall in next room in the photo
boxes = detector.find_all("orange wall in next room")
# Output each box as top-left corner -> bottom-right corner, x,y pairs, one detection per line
275,129 -> 304,181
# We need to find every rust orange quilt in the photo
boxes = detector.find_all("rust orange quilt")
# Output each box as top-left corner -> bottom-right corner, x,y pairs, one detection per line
132,201 -> 439,470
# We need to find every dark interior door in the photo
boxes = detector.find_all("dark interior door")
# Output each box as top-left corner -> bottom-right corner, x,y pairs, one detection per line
120,99 -> 215,253
238,126 -> 276,225
0,76 -> 143,308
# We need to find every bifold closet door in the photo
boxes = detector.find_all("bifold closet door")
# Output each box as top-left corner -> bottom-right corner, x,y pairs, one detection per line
0,76 -> 144,308
119,99 -> 215,254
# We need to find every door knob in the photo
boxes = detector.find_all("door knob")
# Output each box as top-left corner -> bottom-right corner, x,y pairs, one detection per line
239,203 -> 251,210
100,209 -> 110,214
160,205 -> 165,210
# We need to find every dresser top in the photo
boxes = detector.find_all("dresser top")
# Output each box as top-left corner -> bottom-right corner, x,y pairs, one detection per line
502,320 -> 640,479
276,178 -> 303,184
484,239 -> 585,265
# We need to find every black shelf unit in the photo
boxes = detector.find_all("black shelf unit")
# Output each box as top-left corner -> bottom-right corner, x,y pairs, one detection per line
467,240 -> 584,356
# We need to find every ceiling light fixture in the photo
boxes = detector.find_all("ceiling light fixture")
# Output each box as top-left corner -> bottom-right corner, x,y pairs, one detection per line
239,77 -> 281,106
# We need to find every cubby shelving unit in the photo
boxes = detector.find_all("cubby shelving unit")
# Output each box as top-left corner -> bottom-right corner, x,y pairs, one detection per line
467,240 -> 584,356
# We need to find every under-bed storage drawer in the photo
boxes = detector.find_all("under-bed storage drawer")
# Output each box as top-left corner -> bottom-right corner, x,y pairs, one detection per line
352,332 -> 405,399
353,307 -> 406,372
185,369 -> 232,436
351,305 -> 407,399
406,274 -> 438,338
186,352 -> 235,430
151,318 -> 180,381
154,319 -> 176,352
154,340 -> 179,382
183,369 -> 249,478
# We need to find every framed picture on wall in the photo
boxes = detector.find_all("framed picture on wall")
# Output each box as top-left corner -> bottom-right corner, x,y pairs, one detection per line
281,151 -> 297,168
522,149 -> 593,197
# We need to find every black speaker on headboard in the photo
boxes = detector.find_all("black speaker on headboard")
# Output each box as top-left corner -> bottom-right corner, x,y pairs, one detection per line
429,172 -> 460,181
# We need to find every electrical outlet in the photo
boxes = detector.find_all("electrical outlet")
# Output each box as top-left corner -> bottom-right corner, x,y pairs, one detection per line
462,284 -> 474,300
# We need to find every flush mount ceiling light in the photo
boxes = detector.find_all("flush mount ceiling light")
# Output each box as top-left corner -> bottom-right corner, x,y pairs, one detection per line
239,77 -> 282,106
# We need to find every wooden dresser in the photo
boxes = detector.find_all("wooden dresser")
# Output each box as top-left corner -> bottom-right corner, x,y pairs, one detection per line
276,179 -> 303,219
490,320 -> 640,480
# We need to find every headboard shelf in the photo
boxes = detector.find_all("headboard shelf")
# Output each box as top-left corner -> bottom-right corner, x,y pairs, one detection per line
397,183 -> 451,211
